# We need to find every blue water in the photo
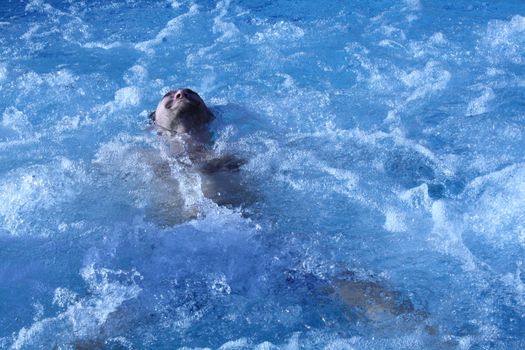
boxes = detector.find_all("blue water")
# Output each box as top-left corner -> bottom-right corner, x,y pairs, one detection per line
1,0 -> 525,348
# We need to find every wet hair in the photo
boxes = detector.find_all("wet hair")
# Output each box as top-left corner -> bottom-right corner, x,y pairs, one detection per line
148,110 -> 156,123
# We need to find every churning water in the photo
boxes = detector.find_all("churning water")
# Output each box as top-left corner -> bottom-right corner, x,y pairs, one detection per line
1,0 -> 524,349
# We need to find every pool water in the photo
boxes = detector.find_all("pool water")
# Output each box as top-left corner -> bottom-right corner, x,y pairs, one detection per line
1,0 -> 524,348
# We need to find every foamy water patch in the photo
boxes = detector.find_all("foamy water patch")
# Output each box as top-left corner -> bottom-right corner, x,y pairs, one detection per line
399,183 -> 433,211
480,15 -> 525,64
402,0 -> 422,22
15,71 -> 44,94
24,0 -> 90,45
463,164 -> 525,246
0,157 -> 89,236
82,41 -> 123,50
114,86 -> 141,107
134,4 -> 199,55
277,126 -> 449,218
466,87 -> 495,116
1,107 -> 33,138
384,207 -> 408,233
93,86 -> 143,116
430,200 -> 477,271
407,32 -> 449,59
399,61 -> 451,104
250,21 -> 305,44
46,69 -> 77,87
0,63 -> 7,83
1,0 -> 523,347
213,0 -> 242,42
13,69 -> 78,103
123,65 -> 148,85
210,328 -> 437,350
501,263 -> 525,308
9,265 -> 142,349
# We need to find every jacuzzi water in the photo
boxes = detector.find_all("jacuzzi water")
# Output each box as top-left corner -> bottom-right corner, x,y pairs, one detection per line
1,0 -> 524,349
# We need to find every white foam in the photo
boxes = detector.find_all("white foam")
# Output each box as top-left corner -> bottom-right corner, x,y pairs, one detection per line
16,71 -> 44,93
399,183 -> 432,210
49,115 -> 81,134
169,0 -> 183,9
94,135 -> 217,224
430,200 -> 476,271
32,303 -> 44,322
14,70 -> 77,96
408,32 -> 448,58
218,338 -> 250,350
0,158 -> 88,236
485,15 -> 525,46
10,265 -> 142,349
0,63 -> 7,83
93,136 -> 154,183
124,65 -> 148,85
46,69 -> 77,87
21,23 -> 41,41
53,288 -> 79,308
404,0 -> 421,11
463,164 -> 525,245
114,86 -> 141,107
210,273 -> 232,295
378,39 -> 407,50
250,21 -> 305,44
400,0 -> 421,22
1,107 -> 32,136
25,0 -> 46,12
383,207 -> 407,233
134,5 -> 199,55
481,15 -> 525,64
400,61 -> 451,103
466,87 -> 495,116
213,0 -> 241,42
429,32 -> 446,45
24,0 -> 90,45
501,263 -> 525,306
82,41 -> 122,50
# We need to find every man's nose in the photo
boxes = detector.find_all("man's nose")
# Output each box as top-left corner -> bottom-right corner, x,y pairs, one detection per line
174,90 -> 187,99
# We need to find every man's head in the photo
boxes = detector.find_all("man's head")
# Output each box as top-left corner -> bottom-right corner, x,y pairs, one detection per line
152,88 -> 213,134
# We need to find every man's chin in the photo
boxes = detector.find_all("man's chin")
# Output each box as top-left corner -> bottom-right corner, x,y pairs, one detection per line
173,102 -> 200,115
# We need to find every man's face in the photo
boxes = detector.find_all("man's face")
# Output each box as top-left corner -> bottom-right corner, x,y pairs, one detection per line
154,88 -> 212,132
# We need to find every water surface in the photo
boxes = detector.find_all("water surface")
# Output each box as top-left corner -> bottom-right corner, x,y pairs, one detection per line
1,0 -> 524,348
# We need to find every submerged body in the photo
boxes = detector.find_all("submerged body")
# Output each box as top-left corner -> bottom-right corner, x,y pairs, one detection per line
149,89 -> 430,328
150,88 -> 249,213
